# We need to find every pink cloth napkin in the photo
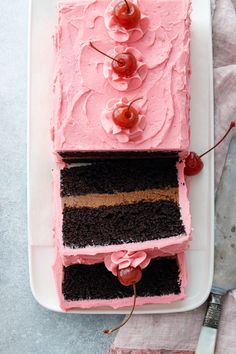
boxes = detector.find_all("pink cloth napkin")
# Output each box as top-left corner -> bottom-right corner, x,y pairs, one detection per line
108,0 -> 236,353
109,292 -> 236,354
213,0 -> 236,186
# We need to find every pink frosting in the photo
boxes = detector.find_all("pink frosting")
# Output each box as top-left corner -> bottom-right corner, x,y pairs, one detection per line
104,0 -> 149,42
53,250 -> 187,310
101,96 -> 147,143
52,0 -> 191,152
104,250 -> 151,276
103,46 -> 148,91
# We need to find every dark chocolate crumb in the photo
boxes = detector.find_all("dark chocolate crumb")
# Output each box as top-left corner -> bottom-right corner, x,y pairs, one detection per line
61,159 -> 178,197
62,257 -> 181,301
59,151 -> 179,164
62,200 -> 185,248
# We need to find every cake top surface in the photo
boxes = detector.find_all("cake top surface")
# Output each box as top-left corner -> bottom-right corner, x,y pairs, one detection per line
52,0 -> 191,153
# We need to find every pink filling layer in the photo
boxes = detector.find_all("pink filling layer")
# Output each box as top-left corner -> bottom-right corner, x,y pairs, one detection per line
53,250 -> 187,310
52,160 -> 192,267
51,0 -> 191,153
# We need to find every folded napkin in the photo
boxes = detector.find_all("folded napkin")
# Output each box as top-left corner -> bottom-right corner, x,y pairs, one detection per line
109,291 -> 236,354
213,0 -> 236,186
108,0 -> 236,353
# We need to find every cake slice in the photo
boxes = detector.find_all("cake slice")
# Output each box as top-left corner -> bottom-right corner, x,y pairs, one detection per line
53,158 -> 191,266
52,0 -> 191,163
53,251 -> 186,310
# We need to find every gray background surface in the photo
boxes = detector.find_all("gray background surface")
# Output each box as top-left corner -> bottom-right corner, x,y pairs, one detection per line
0,1 -> 120,353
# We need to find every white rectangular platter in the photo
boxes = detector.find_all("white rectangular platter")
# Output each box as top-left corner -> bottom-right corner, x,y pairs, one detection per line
28,0 -> 214,313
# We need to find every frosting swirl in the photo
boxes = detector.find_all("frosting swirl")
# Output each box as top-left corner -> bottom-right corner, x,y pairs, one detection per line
52,1 -> 191,153
101,96 -> 147,143
103,46 -> 148,91
104,250 -> 151,276
104,0 -> 149,42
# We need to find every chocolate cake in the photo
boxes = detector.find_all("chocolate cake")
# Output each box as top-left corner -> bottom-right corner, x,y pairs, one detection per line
51,0 -> 192,313
53,252 -> 187,310
51,0 -> 191,162
53,158 -> 191,267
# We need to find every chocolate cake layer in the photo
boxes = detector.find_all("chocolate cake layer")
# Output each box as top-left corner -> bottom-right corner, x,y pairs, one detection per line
62,257 -> 181,301
59,151 -> 179,163
62,200 -> 185,248
61,159 -> 179,197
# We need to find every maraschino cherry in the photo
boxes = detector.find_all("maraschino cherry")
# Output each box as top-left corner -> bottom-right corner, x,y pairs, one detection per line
118,266 -> 142,286
112,97 -> 143,129
90,42 -> 137,78
184,121 -> 235,176
114,0 -> 141,29
112,53 -> 137,77
103,266 -> 142,334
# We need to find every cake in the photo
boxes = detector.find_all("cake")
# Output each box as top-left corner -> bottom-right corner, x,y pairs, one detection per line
53,250 -> 186,310
51,0 -> 192,317
53,159 -> 191,267
51,0 -> 191,163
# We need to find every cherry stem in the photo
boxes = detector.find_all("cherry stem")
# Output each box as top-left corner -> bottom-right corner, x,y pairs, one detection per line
127,96 -> 143,114
200,121 -> 235,158
103,284 -> 137,334
124,0 -> 131,13
89,42 -> 123,65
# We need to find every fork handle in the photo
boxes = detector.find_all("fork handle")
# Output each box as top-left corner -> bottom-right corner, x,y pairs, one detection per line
195,293 -> 222,354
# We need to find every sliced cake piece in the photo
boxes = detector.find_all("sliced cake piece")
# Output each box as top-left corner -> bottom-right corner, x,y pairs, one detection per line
53,251 -> 186,310
53,159 -> 191,266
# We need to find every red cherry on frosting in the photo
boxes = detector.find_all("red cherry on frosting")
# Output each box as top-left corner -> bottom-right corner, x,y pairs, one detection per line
113,106 -> 138,129
117,266 -> 142,286
89,42 -> 137,78
184,121 -> 235,176
112,97 -> 143,129
112,52 -> 137,78
114,1 -> 141,29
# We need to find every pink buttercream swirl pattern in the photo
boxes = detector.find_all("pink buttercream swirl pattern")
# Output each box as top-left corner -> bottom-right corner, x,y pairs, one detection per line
101,96 -> 147,143
104,0 -> 149,42
104,250 -> 151,276
103,46 -> 148,91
